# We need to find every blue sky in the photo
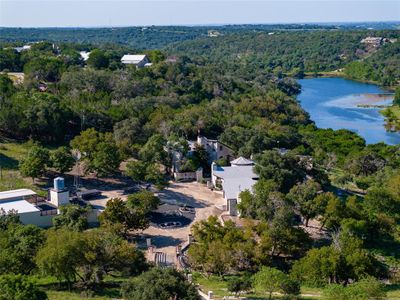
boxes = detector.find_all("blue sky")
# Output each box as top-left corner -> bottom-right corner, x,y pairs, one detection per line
0,0 -> 399,27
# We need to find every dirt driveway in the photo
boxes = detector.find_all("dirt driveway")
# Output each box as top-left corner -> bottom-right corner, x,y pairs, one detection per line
141,181 -> 225,258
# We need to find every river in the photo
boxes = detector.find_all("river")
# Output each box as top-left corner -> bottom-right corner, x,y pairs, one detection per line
297,77 -> 400,145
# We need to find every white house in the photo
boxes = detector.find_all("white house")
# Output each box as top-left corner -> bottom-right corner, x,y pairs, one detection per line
211,157 -> 258,216
121,54 -> 150,68
189,135 -> 234,164
14,45 -> 31,53
79,51 -> 90,61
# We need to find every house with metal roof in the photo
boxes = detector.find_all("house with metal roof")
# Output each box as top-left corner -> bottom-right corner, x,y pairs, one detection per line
121,54 -> 150,68
0,188 -> 58,227
211,157 -> 258,216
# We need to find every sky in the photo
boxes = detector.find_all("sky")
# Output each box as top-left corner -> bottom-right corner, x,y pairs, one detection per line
0,0 -> 399,27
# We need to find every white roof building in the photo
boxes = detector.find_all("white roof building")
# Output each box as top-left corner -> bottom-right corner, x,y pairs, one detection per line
121,54 -> 149,67
211,157 -> 258,216
0,200 -> 40,214
0,189 -> 37,202
79,51 -> 90,61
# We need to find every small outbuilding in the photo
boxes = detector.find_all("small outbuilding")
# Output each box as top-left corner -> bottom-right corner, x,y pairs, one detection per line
121,54 -> 150,68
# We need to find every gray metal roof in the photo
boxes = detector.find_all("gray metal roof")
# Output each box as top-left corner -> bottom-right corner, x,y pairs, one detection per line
230,156 -> 254,166
0,200 -> 40,214
213,165 -> 258,200
0,189 -> 36,202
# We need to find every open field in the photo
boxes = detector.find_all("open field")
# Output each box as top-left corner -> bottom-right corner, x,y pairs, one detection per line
0,141 -> 43,193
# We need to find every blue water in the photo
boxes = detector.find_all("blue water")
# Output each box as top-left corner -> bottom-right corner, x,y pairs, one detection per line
297,77 -> 400,145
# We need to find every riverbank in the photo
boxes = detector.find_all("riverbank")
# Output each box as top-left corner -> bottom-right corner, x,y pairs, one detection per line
302,72 -> 397,91
297,77 -> 400,145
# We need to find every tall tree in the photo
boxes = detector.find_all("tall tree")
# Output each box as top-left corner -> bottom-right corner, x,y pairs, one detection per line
19,145 -> 49,182
122,267 -> 200,300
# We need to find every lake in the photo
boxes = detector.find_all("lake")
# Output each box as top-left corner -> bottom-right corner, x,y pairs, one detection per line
297,77 -> 400,145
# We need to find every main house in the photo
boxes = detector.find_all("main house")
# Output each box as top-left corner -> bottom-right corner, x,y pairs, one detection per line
121,54 -> 151,68
188,135 -> 234,164
211,157 -> 258,216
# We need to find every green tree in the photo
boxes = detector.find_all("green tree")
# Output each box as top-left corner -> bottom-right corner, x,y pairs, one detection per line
50,147 -> 75,173
125,160 -> 147,182
121,267 -> 200,300
286,180 -> 322,226
35,229 -> 86,287
0,274 -> 47,300
291,231 -> 383,286
0,208 -> 20,230
254,150 -> 305,192
70,128 -> 121,176
227,275 -> 252,296
394,86 -> 400,106
87,49 -> 109,69
253,267 -> 288,300
0,224 -> 44,275
36,228 -> 146,287
144,163 -> 168,188
363,188 -> 400,219
53,204 -> 90,231
323,277 -> 386,300
319,192 -> 346,230
127,190 -> 160,213
99,198 -> 150,236
139,134 -> 168,165
19,145 -> 49,182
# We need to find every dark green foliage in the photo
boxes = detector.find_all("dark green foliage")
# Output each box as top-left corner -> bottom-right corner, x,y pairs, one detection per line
0,223 -> 44,275
126,190 -> 160,213
344,40 -> 400,86
291,231 -> 385,286
0,49 -> 21,71
323,277 -> 386,300
19,145 -> 50,182
0,208 -> 20,230
70,128 -> 121,176
0,274 -> 47,300
227,275 -> 252,295
121,267 -> 200,300
253,267 -> 300,300
36,228 -> 147,287
254,150 -> 305,192
394,86 -> 400,106
286,180 -> 322,226
87,49 -> 109,69
50,147 -> 75,173
53,204 -> 90,231
24,56 -> 65,82
0,92 -> 68,141
99,195 -> 158,236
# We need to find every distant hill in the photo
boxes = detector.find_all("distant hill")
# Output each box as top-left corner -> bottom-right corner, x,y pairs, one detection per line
1,22 -> 398,49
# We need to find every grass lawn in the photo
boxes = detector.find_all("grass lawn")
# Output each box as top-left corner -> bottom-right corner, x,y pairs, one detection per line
34,276 -> 124,300
192,272 -> 400,300
192,273 -> 322,299
0,141 -> 50,195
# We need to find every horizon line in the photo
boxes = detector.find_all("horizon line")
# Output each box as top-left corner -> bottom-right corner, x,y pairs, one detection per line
1,20 -> 399,29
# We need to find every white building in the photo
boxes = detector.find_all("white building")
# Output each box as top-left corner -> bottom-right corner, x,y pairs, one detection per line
0,188 -> 57,227
189,135 -> 234,164
14,45 -> 31,53
121,54 -> 150,68
79,51 -> 90,61
211,157 -> 258,216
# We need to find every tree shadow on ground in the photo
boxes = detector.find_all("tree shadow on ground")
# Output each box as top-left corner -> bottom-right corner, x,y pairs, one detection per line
0,153 -> 19,170
136,234 -> 183,248
157,188 -> 207,209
